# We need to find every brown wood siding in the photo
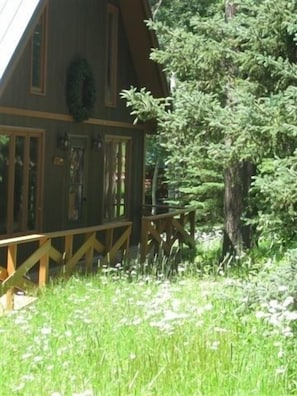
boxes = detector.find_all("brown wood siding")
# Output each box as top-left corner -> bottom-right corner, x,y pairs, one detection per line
0,114 -> 145,240
0,0 -> 146,241
0,0 -> 138,123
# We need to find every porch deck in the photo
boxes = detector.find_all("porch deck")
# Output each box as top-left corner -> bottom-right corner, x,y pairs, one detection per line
0,206 -> 196,311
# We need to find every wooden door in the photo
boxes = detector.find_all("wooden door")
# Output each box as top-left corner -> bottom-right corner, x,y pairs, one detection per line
67,137 -> 88,227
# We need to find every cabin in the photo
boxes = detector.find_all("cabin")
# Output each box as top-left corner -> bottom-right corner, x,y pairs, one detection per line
0,0 -> 168,241
0,0 -> 196,306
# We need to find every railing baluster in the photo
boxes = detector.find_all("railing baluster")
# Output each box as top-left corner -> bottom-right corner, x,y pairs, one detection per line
39,237 -> 50,286
64,234 -> 73,273
140,218 -> 149,263
6,244 -> 17,310
105,228 -> 113,265
141,207 -> 196,261
85,232 -> 95,272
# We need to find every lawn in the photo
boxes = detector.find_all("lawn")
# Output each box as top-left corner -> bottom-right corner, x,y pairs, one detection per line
0,270 -> 296,396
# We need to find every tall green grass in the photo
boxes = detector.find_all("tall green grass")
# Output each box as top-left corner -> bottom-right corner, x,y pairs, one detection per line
0,274 -> 296,396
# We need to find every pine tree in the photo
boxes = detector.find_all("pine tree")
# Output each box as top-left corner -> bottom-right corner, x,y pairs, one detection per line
122,0 -> 297,257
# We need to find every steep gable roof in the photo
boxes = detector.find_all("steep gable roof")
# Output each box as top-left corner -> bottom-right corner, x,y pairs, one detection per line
119,0 -> 168,98
0,0 -> 46,96
0,0 -> 168,99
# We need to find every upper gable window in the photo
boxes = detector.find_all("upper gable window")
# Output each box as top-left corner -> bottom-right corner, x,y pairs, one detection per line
105,5 -> 118,107
31,8 -> 47,94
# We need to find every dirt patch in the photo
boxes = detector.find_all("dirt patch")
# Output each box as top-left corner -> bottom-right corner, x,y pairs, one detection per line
0,293 -> 37,315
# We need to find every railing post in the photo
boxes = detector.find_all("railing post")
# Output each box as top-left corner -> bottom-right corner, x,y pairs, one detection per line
39,237 -> 49,287
179,213 -> 185,247
64,235 -> 73,273
165,218 -> 173,255
140,217 -> 149,263
85,232 -> 95,272
122,224 -> 131,263
6,244 -> 17,310
105,229 -> 114,265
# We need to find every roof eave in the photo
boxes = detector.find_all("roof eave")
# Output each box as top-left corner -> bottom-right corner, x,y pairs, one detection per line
119,0 -> 169,99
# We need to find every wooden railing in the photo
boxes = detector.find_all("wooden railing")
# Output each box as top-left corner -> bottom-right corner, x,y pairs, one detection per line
0,221 -> 132,309
0,208 -> 196,311
140,206 -> 196,262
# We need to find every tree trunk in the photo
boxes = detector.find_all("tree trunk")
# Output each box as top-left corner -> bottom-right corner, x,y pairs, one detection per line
222,161 -> 255,258
223,163 -> 243,257
222,1 -> 256,259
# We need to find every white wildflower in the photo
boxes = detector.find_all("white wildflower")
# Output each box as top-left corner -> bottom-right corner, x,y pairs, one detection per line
73,390 -> 93,396
255,311 -> 266,319
82,318 -> 92,324
284,311 -> 297,321
209,340 -> 220,350
163,310 -> 189,321
132,317 -> 142,325
268,314 -> 282,327
41,326 -> 52,335
22,374 -> 34,381
282,327 -> 294,338
13,383 -> 25,391
269,300 -> 280,311
282,296 -> 294,308
21,352 -> 33,360
214,327 -> 228,333
275,367 -> 286,376
277,349 -> 284,358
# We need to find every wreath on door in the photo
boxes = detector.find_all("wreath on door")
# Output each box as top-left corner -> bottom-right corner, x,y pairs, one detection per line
66,58 -> 96,122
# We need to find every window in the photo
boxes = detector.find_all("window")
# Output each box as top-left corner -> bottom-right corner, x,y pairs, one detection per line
105,5 -> 118,106
0,128 -> 43,236
104,137 -> 131,220
31,8 -> 47,94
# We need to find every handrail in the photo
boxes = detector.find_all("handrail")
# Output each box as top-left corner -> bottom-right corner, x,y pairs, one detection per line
140,206 -> 196,262
142,206 -> 196,221
0,221 -> 132,247
0,221 -> 132,309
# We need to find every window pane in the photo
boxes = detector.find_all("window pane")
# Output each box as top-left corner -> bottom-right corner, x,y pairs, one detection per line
104,142 -> 116,219
0,136 -> 9,234
104,139 -> 129,220
32,19 -> 43,88
68,147 -> 84,221
0,131 -> 42,236
13,136 -> 25,232
28,137 -> 38,230
31,9 -> 47,93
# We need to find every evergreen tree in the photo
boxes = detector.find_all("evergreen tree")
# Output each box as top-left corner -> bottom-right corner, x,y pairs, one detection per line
122,0 -> 297,257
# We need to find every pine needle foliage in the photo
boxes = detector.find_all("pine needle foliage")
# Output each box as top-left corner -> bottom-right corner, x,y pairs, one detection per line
122,0 -> 297,239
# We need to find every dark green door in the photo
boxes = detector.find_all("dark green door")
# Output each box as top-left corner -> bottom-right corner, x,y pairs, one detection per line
67,137 -> 88,227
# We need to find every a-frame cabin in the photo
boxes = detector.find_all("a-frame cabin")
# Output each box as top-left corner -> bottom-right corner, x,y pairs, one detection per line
0,1 -> 196,302
0,0 -> 168,242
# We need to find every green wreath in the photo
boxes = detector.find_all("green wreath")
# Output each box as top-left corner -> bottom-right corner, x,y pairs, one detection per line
66,58 -> 96,122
